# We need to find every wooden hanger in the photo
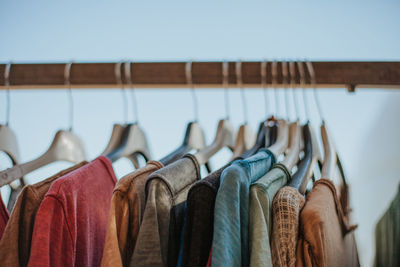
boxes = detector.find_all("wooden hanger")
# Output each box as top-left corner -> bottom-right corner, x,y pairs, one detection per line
232,61 -> 255,158
0,129 -> 86,187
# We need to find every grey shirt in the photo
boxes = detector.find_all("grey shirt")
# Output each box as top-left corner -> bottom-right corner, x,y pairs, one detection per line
131,154 -> 201,267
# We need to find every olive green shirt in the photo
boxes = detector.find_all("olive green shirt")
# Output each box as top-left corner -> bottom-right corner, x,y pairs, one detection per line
249,163 -> 291,267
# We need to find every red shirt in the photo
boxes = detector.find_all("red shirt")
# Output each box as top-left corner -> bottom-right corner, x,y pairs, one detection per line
28,156 -> 117,267
0,193 -> 9,240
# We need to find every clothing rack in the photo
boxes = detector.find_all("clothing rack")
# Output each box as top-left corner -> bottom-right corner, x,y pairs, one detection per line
0,61 -> 399,92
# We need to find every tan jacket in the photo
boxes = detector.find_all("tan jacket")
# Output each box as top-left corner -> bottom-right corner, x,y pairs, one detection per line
101,161 -> 163,267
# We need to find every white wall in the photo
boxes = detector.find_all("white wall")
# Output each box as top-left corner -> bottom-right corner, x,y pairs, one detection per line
1,1 -> 400,266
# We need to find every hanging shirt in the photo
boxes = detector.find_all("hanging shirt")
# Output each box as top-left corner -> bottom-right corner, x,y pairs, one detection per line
374,183 -> 400,267
296,179 -> 359,267
131,154 -> 201,266
0,162 -> 87,267
211,149 -> 276,267
180,162 -> 232,267
0,193 -> 9,240
28,156 -> 117,267
101,161 -> 163,267
167,201 -> 186,267
249,163 -> 291,267
270,186 -> 305,267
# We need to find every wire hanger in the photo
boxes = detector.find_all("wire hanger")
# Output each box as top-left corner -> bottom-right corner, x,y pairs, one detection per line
160,60 -> 210,168
105,61 -> 151,165
0,62 -> 87,187
281,61 -> 301,170
194,61 -> 235,166
306,61 -> 337,179
289,60 -> 323,194
231,60 -> 255,158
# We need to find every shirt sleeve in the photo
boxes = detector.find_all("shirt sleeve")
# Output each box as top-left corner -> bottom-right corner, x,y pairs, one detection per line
28,196 -> 74,267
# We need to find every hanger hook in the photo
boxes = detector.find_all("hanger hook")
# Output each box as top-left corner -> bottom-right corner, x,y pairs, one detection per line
305,60 -> 324,123
271,60 -> 279,118
297,61 -> 311,122
289,61 -> 300,121
236,60 -> 248,124
64,62 -> 74,131
186,60 -> 199,122
261,60 -> 270,117
222,61 -> 230,120
125,61 -> 139,124
115,61 -> 128,124
4,62 -> 11,126
282,60 -> 291,120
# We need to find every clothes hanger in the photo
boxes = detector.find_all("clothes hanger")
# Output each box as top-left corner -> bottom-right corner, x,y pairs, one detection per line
194,61 -> 235,166
231,61 -> 255,159
0,63 -> 26,211
105,61 -> 151,165
305,61 -> 337,179
289,60 -> 323,194
160,61 -> 209,168
267,61 -> 290,157
0,63 -> 87,187
281,61 -> 302,170
240,60 -> 278,158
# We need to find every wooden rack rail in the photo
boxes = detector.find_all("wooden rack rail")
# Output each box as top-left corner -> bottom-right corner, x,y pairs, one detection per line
0,61 -> 399,92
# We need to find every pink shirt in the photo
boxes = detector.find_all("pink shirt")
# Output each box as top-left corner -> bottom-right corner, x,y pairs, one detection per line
28,156 -> 117,267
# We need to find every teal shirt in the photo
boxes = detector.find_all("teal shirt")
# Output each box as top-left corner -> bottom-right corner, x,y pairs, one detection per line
249,163 -> 291,267
211,149 -> 276,267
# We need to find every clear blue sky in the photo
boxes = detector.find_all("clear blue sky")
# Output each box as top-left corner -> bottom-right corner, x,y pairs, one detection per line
1,1 -> 400,266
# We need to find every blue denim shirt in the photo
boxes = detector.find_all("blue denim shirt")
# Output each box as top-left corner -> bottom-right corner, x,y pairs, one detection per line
211,149 -> 276,267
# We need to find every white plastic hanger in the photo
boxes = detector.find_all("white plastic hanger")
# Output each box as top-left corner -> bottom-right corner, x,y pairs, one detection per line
0,62 -> 86,187
194,61 -> 235,165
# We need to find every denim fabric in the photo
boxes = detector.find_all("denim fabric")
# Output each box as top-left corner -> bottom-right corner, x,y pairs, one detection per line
211,149 -> 276,267
249,163 -> 291,267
